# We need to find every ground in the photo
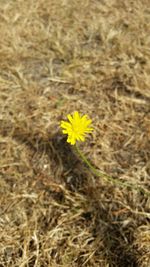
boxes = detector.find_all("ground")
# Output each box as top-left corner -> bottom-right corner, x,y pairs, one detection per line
0,0 -> 150,266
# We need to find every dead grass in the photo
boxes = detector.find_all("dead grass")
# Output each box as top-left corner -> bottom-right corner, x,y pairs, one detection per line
0,0 -> 150,266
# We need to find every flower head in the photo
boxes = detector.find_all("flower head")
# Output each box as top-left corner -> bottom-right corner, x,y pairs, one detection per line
60,111 -> 93,145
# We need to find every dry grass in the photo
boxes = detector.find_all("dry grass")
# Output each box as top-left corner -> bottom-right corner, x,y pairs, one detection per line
0,0 -> 150,266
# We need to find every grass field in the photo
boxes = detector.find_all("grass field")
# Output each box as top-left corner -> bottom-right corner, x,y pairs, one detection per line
0,0 -> 150,266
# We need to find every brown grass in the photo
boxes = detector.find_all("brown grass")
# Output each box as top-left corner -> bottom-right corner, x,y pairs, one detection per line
0,0 -> 150,266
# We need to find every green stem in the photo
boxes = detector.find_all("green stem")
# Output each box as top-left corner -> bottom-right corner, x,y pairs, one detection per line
75,144 -> 150,198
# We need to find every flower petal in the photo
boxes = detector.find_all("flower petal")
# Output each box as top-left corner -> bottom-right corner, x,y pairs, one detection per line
60,111 -> 93,145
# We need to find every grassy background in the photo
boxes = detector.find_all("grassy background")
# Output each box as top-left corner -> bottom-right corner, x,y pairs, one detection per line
0,0 -> 150,266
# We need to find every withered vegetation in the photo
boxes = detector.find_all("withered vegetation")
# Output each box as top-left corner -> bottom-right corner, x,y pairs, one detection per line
0,0 -> 150,266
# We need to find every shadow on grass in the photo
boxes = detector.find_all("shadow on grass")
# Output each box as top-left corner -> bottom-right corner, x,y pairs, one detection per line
50,133 -> 92,191
91,204 -> 138,267
50,133 -> 138,267
9,126 -> 89,190
10,129 -> 138,267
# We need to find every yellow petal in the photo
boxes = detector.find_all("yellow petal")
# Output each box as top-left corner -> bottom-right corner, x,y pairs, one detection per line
67,114 -> 73,123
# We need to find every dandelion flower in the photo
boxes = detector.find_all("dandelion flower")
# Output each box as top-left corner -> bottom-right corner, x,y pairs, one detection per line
60,111 -> 93,145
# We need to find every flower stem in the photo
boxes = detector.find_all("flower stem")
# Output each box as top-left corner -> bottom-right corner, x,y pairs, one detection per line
75,144 -> 150,198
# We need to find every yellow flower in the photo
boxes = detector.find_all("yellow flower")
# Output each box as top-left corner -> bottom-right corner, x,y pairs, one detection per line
60,111 -> 93,145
